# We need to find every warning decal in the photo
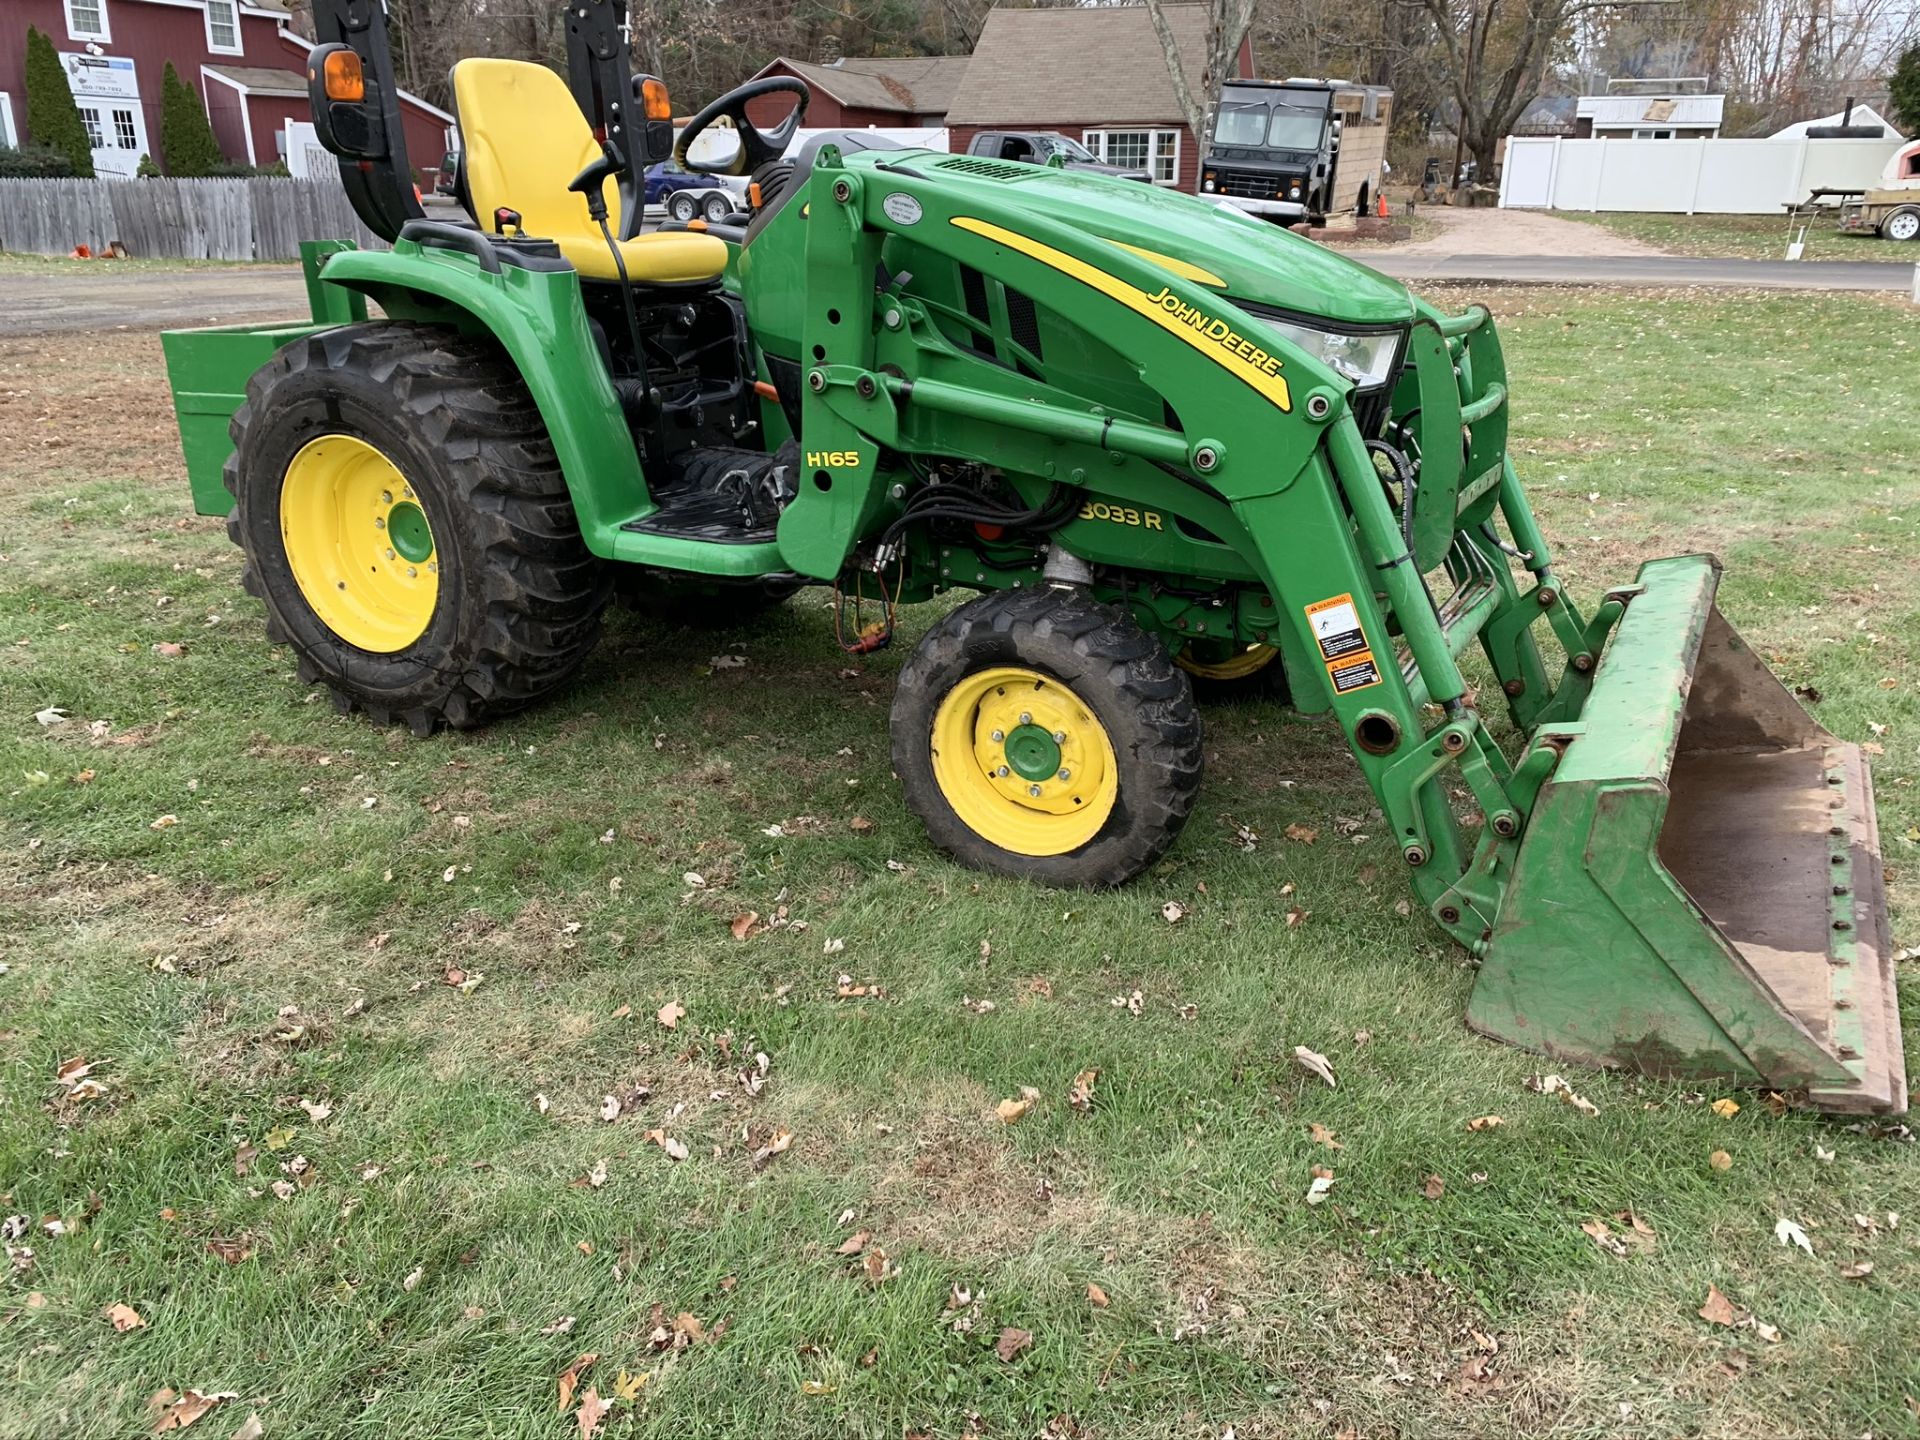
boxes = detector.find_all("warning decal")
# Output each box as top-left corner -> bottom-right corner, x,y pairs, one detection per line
1305,594 -> 1368,663
1305,593 -> 1384,695
1328,653 -> 1383,694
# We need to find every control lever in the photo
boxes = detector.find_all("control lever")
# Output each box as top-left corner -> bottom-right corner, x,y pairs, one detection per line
492,206 -> 522,236
568,141 -> 648,394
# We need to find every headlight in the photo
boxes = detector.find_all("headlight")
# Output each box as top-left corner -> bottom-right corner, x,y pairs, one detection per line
1288,182 -> 1302,198
1203,179 -> 1216,192
1254,316 -> 1403,390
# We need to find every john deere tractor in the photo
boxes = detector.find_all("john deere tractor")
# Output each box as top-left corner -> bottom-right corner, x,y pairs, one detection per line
161,0 -> 1904,1111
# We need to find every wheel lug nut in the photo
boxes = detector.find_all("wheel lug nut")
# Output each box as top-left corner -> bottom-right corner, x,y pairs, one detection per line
381,490 -> 393,503
1018,712 -> 1032,725
1052,730 -> 1066,743
406,567 -> 417,577
385,548 -> 396,560
1028,784 -> 1043,798
989,729 -> 1004,742
995,765 -> 1010,777
1057,768 -> 1070,781
375,517 -> 386,529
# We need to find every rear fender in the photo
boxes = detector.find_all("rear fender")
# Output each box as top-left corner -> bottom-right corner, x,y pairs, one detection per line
316,245 -> 649,556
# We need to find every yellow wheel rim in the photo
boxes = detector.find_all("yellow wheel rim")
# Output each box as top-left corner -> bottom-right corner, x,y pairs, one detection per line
279,435 -> 439,654
1177,642 -> 1279,682
929,666 -> 1119,856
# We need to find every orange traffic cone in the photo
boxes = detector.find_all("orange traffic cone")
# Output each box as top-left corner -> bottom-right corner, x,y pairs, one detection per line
1377,191 -> 1389,219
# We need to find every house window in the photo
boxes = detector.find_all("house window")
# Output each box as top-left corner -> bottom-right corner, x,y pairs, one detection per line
205,0 -> 242,53
0,94 -> 17,150
80,106 -> 104,149
1631,127 -> 1675,140
113,107 -> 138,149
64,0 -> 111,43
1083,128 -> 1181,185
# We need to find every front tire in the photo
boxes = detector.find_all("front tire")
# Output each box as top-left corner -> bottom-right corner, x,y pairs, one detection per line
668,191 -> 699,222
891,589 -> 1203,887
225,323 -> 610,735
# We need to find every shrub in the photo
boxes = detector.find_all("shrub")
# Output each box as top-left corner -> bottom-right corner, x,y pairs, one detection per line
23,25 -> 94,178
159,60 -> 224,176
0,143 -> 79,178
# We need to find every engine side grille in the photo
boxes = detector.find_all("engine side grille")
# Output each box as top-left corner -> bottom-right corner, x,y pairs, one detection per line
934,156 -> 1036,181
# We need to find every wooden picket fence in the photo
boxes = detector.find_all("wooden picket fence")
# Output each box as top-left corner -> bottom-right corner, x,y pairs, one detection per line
0,177 -> 387,260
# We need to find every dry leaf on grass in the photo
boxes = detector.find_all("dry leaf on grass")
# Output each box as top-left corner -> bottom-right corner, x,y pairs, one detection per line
1305,1167 -> 1335,1206
1160,901 -> 1186,924
103,1302 -> 146,1331
656,1000 -> 686,1029
1284,823 -> 1318,844
557,1352 -> 599,1413
1525,1073 -> 1599,1116
1838,1260 -> 1874,1280
575,1388 -> 613,1439
230,1416 -> 264,1440
1086,1283 -> 1109,1309
729,912 -> 761,941
994,1326 -> 1033,1363
1466,1115 -> 1504,1132
572,1160 -> 608,1191
599,1095 -> 622,1123
1068,1068 -> 1099,1113
837,1230 -> 871,1256
1307,1121 -> 1342,1149
1709,1149 -> 1733,1171
1697,1284 -> 1739,1327
540,1315 -> 577,1336
148,1388 -> 237,1433
996,1086 -> 1041,1124
1422,1174 -> 1446,1200
1774,1217 -> 1814,1255
1293,1046 -> 1336,1088
751,1128 -> 793,1170
1710,1098 -> 1741,1119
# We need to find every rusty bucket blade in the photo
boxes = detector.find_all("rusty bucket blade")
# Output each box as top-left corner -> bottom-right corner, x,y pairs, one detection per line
1470,554 -> 1907,1114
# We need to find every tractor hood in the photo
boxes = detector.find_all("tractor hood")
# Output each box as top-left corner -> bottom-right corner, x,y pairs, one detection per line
868,151 -> 1415,329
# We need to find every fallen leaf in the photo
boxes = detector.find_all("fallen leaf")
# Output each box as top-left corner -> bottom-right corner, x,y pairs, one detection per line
402,1265 -> 424,1292
1582,1218 -> 1627,1256
1305,1170 -> 1336,1206
1773,1217 -> 1814,1256
1698,1283 -> 1739,1327
1284,905 -> 1310,929
1068,1068 -> 1099,1113
232,1143 -> 258,1177
1284,823 -> 1318,844
656,1000 -> 685,1030
994,1326 -> 1033,1363
1525,1073 -> 1599,1116
204,1237 -> 252,1264
540,1315 -> 577,1336
1293,1046 -> 1336,1088
149,1387 -> 237,1432
154,643 -> 185,659
575,1387 -> 613,1439
1709,1149 -> 1733,1171
1423,1174 -> 1446,1200
1466,1115 -> 1504,1132
600,1094 -> 622,1123
1160,901 -> 1186,924
837,1230 -> 871,1256
297,1099 -> 332,1124
1839,1259 -> 1874,1280
751,1127 -> 793,1169
557,1352 -> 599,1413
1710,1098 -> 1741,1119
729,912 -> 761,941
230,1416 -> 264,1440
1307,1121 -> 1342,1150
1086,1282 -> 1109,1309
612,1369 -> 648,1401
572,1159 -> 608,1190
996,1086 -> 1040,1124
103,1302 -> 146,1332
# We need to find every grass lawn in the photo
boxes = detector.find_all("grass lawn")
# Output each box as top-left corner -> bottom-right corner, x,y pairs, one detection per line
0,253 -> 276,275
1,287 -> 1917,1440
1557,210 -> 1918,262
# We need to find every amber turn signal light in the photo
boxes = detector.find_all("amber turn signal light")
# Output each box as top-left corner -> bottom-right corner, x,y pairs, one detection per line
640,77 -> 672,121
321,49 -> 365,102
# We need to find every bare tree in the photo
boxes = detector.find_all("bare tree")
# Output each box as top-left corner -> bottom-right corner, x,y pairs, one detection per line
1143,0 -> 1259,141
1414,0 -> 1677,180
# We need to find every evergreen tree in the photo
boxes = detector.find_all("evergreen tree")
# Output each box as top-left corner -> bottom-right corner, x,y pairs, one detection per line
1890,45 -> 1920,135
22,25 -> 94,178
159,60 -> 226,176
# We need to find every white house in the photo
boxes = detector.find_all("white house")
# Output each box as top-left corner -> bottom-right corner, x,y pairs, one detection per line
1575,91 -> 1724,141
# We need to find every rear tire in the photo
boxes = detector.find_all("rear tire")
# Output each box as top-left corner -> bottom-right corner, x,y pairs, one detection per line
1882,207 -> 1919,242
1175,640 -> 1292,704
702,191 -> 732,224
225,323 -> 610,735
891,588 -> 1203,887
668,191 -> 699,222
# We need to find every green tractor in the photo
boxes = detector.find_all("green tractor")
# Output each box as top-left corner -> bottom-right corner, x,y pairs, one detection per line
162,0 -> 1904,1112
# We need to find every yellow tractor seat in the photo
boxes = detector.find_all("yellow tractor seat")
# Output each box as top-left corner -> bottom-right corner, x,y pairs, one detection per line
450,58 -> 727,286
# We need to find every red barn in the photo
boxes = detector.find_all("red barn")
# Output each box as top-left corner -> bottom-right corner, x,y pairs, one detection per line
0,0 -> 451,180
945,4 -> 1254,193
741,54 -> 969,132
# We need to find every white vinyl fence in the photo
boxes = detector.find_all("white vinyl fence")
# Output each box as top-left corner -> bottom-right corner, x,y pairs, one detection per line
1499,136 -> 1903,213
0,177 -> 385,259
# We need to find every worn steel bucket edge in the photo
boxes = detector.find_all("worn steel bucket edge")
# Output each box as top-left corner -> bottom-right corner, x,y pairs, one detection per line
1467,553 -> 1907,1114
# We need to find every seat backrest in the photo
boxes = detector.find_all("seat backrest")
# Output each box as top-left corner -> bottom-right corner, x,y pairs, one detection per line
452,59 -> 619,240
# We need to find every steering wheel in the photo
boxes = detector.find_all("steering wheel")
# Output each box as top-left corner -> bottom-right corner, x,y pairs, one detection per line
673,76 -> 810,176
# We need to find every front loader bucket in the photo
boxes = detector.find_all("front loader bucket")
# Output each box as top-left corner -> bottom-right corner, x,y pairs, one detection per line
1470,555 -> 1906,1113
